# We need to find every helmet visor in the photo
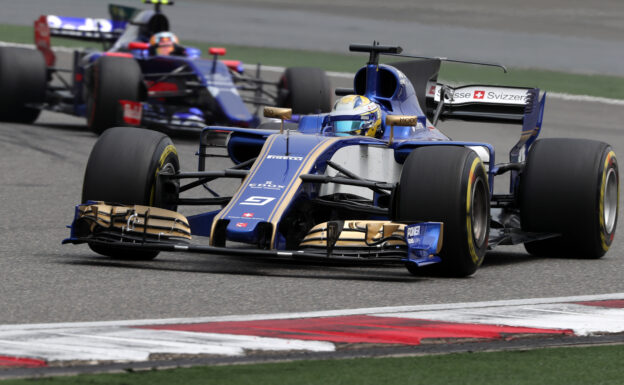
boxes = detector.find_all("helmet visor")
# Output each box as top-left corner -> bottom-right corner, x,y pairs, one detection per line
327,114 -> 372,136
334,120 -> 367,135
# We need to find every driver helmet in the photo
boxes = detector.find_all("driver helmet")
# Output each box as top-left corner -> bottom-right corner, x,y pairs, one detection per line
328,95 -> 382,137
149,31 -> 179,56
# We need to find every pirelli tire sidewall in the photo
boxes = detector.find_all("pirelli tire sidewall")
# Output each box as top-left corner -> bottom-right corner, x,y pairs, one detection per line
149,139 -> 180,211
520,138 -> 619,258
396,146 -> 490,277
598,149 -> 619,252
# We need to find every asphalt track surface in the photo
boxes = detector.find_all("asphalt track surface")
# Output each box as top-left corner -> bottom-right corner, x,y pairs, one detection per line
3,0 -> 624,75
1,63 -> 624,325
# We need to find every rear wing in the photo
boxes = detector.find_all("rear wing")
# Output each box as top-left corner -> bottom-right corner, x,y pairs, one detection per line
427,84 -> 541,124
33,14 -> 124,66
34,4 -> 138,45
428,83 -> 546,154
40,15 -> 128,42
428,84 -> 546,186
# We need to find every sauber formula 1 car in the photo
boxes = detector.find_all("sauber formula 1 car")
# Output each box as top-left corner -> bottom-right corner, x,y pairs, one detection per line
64,43 -> 619,277
0,0 -> 331,134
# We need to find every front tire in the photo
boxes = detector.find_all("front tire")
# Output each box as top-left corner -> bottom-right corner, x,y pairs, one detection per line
520,138 -> 618,258
396,146 -> 490,277
87,56 -> 142,134
82,126 -> 180,259
0,47 -> 46,123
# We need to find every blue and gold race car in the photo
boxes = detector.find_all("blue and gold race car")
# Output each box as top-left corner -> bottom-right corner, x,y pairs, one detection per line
0,0 -> 331,133
64,43 -> 619,277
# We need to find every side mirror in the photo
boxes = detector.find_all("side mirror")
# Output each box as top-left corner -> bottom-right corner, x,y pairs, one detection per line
385,115 -> 418,146
264,107 -> 292,134
209,47 -> 226,56
128,41 -> 150,50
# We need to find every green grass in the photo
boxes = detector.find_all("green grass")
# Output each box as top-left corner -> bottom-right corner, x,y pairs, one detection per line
2,23 -> 624,99
2,345 -> 624,385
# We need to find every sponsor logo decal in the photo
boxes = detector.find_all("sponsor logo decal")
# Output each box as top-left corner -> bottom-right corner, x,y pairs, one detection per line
473,90 -> 485,99
240,196 -> 276,206
485,91 -> 528,102
434,86 -> 529,104
406,225 -> 421,244
267,155 -> 303,161
35,18 -> 50,38
407,225 -> 421,237
248,180 -> 285,190
47,15 -> 113,33
120,100 -> 142,125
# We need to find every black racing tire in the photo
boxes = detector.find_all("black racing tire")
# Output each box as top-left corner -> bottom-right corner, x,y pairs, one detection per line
277,67 -> 331,114
87,56 -> 142,135
0,47 -> 46,123
82,126 -> 180,260
520,138 -> 618,258
396,146 -> 490,277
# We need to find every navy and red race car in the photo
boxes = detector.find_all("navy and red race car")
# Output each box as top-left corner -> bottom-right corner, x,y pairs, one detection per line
0,0 -> 331,133
64,43 -> 619,277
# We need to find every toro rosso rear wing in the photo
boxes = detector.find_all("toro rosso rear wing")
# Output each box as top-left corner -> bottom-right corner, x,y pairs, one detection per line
34,5 -> 136,65
35,14 -> 128,43
35,4 -> 138,41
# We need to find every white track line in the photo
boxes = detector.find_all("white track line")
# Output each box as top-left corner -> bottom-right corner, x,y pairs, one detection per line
2,41 -> 622,106
382,303 -> 624,336
0,328 -> 335,361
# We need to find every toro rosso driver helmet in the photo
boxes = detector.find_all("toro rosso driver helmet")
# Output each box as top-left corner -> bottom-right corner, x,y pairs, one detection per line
149,31 -> 180,56
328,95 -> 382,137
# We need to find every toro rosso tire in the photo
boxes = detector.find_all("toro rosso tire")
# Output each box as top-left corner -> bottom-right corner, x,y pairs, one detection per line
82,126 -> 180,260
520,138 -> 618,258
277,67 -> 331,114
396,146 -> 490,277
87,56 -> 142,135
0,47 -> 46,123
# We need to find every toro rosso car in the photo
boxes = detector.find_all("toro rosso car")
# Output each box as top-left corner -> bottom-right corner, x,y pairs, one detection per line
0,0 -> 331,134
64,43 -> 619,277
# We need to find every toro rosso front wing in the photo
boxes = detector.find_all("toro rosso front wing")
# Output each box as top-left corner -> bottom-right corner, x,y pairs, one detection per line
63,202 -> 443,266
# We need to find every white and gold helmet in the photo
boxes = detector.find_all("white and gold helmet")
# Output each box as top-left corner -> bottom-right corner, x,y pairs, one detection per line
328,95 -> 382,137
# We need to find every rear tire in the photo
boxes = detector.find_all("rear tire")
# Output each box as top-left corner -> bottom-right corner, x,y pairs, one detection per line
87,56 -> 142,134
277,67 -> 331,114
520,138 -> 618,258
396,146 -> 490,277
82,126 -> 180,260
0,47 -> 46,123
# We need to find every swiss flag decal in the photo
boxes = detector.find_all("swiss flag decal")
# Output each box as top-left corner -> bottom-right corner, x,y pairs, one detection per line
473,90 -> 485,99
